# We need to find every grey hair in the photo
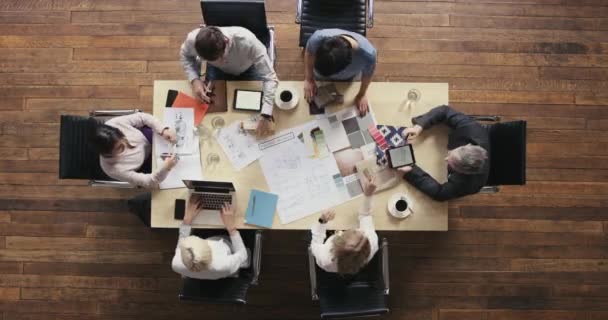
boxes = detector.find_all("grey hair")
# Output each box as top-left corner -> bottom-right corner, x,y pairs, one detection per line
449,144 -> 488,174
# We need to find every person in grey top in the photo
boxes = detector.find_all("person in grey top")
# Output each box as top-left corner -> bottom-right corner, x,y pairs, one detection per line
304,29 -> 377,116
179,26 -> 279,136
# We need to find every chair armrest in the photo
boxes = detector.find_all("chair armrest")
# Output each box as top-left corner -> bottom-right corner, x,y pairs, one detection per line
470,115 -> 500,122
267,26 -> 276,66
380,238 -> 389,295
90,109 -> 141,117
367,0 -> 374,28
251,230 -> 263,285
480,186 -> 500,193
89,180 -> 136,188
295,0 -> 303,23
307,247 -> 318,300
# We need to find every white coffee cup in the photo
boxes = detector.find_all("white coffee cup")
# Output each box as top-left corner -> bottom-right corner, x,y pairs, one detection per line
387,193 -> 413,219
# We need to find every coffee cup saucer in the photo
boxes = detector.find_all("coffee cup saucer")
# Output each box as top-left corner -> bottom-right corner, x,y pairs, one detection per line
275,86 -> 299,110
387,193 -> 413,219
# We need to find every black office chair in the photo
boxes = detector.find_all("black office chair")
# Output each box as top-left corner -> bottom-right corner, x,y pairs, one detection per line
59,110 -> 140,188
179,229 -> 263,304
295,0 -> 374,47
308,238 -> 390,319
200,0 -> 276,65
471,116 -> 527,193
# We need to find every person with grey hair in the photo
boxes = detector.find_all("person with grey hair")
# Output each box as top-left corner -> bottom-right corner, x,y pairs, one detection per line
398,105 -> 490,201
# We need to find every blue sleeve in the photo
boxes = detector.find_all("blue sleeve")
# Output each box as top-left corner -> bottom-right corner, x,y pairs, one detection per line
305,30 -> 325,55
361,41 -> 377,77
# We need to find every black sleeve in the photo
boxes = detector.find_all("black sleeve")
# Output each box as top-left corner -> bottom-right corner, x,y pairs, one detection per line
412,105 -> 477,131
403,165 -> 469,202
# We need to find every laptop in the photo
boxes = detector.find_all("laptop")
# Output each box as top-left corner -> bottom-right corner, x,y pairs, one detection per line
182,179 -> 236,226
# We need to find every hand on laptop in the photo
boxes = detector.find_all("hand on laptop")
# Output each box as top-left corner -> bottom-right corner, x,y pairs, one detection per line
184,194 -> 204,224
220,203 -> 238,235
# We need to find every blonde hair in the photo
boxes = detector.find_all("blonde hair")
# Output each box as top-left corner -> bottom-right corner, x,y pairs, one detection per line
332,230 -> 371,275
179,236 -> 212,272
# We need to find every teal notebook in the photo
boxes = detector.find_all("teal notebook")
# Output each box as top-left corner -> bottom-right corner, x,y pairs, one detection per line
244,189 -> 278,228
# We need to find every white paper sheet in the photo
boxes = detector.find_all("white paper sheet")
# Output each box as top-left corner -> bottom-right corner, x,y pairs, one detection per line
155,108 -> 197,156
259,122 -> 351,224
215,120 -> 263,170
158,155 -> 204,189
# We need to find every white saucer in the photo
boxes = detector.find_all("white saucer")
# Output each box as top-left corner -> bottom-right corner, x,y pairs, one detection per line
387,193 -> 413,219
275,86 -> 299,110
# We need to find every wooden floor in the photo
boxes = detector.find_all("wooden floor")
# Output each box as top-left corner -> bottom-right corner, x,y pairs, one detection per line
1,0 -> 608,319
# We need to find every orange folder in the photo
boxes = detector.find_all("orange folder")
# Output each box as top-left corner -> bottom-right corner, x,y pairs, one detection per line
170,91 -> 209,125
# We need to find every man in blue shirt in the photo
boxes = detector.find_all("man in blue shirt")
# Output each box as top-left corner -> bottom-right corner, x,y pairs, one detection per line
304,29 -> 377,116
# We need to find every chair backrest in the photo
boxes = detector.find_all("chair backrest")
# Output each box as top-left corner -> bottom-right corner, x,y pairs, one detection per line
179,229 -> 259,304
59,115 -> 113,180
299,0 -> 367,47
315,242 -> 389,319
486,120 -> 527,186
200,0 -> 270,47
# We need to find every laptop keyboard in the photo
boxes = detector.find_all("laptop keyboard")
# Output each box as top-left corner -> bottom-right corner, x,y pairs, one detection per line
201,193 -> 233,210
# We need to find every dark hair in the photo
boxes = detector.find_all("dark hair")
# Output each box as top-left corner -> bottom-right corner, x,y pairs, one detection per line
314,36 -> 352,77
89,121 -> 126,156
195,27 -> 227,61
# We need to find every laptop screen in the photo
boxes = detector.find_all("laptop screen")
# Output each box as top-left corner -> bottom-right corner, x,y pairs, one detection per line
182,180 -> 236,192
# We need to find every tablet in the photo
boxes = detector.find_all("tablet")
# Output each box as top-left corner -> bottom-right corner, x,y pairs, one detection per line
386,144 -> 416,168
233,89 -> 263,112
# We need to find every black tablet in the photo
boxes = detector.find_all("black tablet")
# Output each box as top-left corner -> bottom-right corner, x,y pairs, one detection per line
386,144 -> 416,168
233,89 -> 263,112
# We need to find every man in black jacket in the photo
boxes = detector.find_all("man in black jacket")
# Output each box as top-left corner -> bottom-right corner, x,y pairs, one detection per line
399,105 -> 490,201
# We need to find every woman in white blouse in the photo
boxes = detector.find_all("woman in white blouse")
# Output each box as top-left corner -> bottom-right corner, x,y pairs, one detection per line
90,112 -> 178,188
172,195 -> 249,280
310,176 -> 378,275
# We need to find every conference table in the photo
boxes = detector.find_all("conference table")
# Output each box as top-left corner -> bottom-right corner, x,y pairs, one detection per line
151,80 -> 449,231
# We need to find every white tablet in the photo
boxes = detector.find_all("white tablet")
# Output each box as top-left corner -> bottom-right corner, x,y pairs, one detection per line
233,89 -> 263,112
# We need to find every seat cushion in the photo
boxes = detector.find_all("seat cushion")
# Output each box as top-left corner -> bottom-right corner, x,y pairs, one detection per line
319,283 -> 388,319
201,1 -> 271,47
180,276 -> 250,304
59,115 -> 113,180
486,120 -> 527,186
300,0 -> 367,47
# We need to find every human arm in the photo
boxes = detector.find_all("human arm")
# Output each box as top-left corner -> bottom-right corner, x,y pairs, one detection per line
214,203 -> 248,274
248,38 -> 278,117
412,105 -> 477,131
402,165 -> 469,201
304,50 -> 317,101
310,211 -> 336,271
355,74 -> 372,116
179,29 -> 204,84
105,113 -> 166,134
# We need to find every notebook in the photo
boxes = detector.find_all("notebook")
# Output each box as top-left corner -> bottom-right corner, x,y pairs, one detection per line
165,90 -> 208,125
244,189 -> 278,228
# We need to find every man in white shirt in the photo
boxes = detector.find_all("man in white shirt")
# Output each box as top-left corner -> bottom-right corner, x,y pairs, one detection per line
310,177 -> 378,275
172,195 -> 249,280
179,26 -> 279,136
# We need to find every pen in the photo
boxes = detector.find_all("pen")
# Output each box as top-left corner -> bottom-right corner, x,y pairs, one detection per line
251,195 -> 256,216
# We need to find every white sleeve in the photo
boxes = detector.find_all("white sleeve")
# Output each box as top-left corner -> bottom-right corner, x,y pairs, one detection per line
358,197 -> 379,258
171,225 -> 192,275
214,231 -> 248,275
105,113 -> 165,134
179,29 -> 204,83
310,222 -> 335,271
248,38 -> 278,116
